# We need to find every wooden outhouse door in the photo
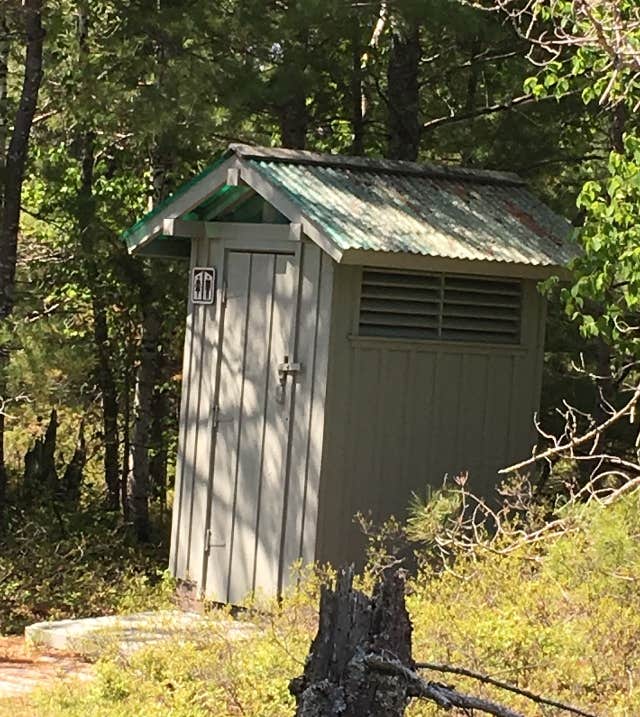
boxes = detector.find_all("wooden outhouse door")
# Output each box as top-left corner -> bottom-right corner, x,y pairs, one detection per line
204,247 -> 299,603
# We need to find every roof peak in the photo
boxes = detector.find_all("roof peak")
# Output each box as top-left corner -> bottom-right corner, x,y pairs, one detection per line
229,143 -> 525,187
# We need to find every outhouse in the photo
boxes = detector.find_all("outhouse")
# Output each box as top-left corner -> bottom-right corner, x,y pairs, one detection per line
123,144 -> 574,603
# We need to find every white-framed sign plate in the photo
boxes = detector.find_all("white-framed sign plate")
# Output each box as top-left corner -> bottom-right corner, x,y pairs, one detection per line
191,267 -> 216,305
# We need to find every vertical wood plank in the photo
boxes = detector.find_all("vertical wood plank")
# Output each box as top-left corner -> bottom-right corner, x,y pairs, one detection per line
254,253 -> 296,596
410,350 -> 436,495
484,353 -> 512,471
309,258 -> 344,565
187,238 -> 219,591
301,252 -> 333,564
174,237 -> 209,581
205,251 -> 251,602
458,353 -> 489,493
227,253 -> 276,603
169,239 -> 195,577
280,242 -> 321,582
432,352 -> 462,483
375,349 -> 410,522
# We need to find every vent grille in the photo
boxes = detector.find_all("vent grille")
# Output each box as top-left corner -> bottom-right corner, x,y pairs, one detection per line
359,270 -> 521,343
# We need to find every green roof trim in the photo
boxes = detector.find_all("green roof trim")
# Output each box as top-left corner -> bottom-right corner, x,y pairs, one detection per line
120,148 -> 233,245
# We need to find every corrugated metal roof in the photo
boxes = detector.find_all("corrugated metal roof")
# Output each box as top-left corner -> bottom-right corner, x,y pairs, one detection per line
122,144 -> 576,269
233,146 -> 574,268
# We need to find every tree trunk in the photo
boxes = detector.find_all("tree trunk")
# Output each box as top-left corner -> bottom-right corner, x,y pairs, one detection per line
0,7 -> 9,523
386,20 -> 420,161
0,7 -> 9,183
277,90 -> 308,149
127,297 -> 161,540
75,4 -> 121,510
120,356 -> 132,519
93,300 -> 121,509
350,18 -> 365,155
23,409 -> 58,501
290,567 -> 415,716
126,3 -> 174,540
149,383 -> 169,522
275,24 -> 309,150
61,420 -> 86,506
0,0 -> 44,518
78,127 -> 121,509
0,0 -> 44,321
610,103 -> 625,154
126,182 -> 171,539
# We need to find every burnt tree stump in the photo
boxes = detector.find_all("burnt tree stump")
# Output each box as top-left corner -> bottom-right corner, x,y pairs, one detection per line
290,566 -> 415,717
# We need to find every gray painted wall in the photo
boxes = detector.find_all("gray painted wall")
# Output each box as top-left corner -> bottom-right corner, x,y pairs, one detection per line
315,264 -> 546,567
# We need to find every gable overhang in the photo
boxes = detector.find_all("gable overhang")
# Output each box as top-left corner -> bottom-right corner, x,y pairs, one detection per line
121,153 -> 344,263
122,152 -> 239,255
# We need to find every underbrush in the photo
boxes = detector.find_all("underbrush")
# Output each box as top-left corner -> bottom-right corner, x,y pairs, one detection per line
0,501 -> 173,635
406,487 -> 640,715
21,488 -> 640,716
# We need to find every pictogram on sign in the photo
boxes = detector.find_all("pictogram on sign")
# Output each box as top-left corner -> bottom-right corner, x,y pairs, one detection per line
191,267 -> 216,305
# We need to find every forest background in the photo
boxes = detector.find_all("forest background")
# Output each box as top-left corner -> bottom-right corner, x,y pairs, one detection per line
0,0 -> 639,635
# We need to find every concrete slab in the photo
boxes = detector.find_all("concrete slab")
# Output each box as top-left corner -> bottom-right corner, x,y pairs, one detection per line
25,610 -> 255,658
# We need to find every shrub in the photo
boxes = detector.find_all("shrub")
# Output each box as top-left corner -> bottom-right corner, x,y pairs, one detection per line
0,501 -> 173,634
20,488 -> 640,716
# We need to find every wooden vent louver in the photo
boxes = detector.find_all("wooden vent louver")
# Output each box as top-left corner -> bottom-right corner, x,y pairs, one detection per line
359,270 -> 521,343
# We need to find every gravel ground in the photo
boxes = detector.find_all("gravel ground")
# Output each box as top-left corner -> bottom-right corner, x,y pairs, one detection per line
0,635 -> 92,703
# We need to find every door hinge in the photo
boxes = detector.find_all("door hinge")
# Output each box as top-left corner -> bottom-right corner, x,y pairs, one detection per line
221,279 -> 228,306
205,527 -> 225,550
212,405 -> 233,431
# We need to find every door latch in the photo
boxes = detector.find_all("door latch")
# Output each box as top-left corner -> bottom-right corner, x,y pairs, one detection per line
276,355 -> 302,403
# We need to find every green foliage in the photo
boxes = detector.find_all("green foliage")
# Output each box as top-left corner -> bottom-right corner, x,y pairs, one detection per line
513,0 -> 640,373
563,135 -> 640,356
0,500 -> 173,635
13,489 -> 640,716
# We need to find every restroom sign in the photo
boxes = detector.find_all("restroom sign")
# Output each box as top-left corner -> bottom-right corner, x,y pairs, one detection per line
191,267 -> 216,305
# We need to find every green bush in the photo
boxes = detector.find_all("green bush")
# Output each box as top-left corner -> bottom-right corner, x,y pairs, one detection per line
406,488 -> 640,715
0,501 -> 173,634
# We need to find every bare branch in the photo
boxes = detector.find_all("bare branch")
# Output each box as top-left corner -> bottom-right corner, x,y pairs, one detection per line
415,661 -> 599,717
422,90 -> 578,131
462,0 -> 640,105
365,655 -> 525,717
500,381 -> 640,474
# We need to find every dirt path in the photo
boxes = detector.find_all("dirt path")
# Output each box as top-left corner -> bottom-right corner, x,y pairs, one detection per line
0,636 -> 93,700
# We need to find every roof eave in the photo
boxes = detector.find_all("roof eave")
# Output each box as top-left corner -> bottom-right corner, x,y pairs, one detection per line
340,248 -> 573,281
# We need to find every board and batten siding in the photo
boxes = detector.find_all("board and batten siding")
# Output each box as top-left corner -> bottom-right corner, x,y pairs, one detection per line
315,264 -> 546,567
169,235 -> 333,599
